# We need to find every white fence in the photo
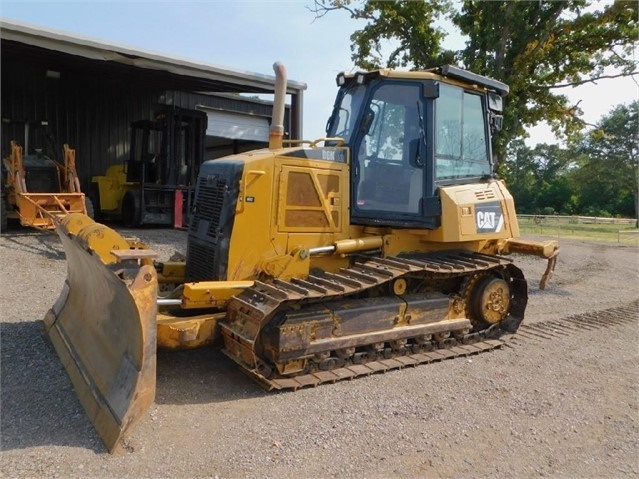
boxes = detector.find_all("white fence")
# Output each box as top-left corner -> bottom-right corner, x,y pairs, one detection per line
518,214 -> 636,226
517,215 -> 638,244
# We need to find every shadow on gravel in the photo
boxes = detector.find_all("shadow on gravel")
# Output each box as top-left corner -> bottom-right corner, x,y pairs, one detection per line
155,346 -> 270,405
0,231 -> 65,261
0,320 -> 103,453
0,321 -> 269,453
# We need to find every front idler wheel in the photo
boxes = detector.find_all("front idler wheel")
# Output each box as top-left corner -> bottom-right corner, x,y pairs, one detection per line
469,275 -> 511,326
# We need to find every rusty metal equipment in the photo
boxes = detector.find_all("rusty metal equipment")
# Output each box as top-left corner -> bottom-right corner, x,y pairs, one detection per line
1,137 -> 87,231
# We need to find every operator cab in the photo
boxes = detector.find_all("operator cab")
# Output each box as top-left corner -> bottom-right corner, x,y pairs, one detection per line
326,66 -> 507,229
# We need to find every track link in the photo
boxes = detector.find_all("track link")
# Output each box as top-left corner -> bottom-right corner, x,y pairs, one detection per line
221,250 -> 526,390
508,300 -> 639,346
246,337 -> 506,390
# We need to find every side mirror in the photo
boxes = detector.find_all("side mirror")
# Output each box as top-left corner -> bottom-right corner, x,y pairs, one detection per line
490,114 -> 503,133
488,92 -> 503,113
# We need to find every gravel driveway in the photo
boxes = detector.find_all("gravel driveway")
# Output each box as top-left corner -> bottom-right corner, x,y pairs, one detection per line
1,227 -> 637,479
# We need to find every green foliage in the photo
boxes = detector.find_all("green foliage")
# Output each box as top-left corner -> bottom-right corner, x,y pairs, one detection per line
312,0 -> 455,70
311,0 -> 638,158
502,101 -> 638,218
501,140 -> 576,214
573,100 -> 638,218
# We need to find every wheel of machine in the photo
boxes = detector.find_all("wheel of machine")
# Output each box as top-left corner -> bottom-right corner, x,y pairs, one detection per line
469,275 -> 511,325
121,190 -> 141,227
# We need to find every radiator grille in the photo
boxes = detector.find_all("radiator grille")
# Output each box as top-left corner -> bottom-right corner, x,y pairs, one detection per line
190,176 -> 228,239
186,175 -> 229,282
185,239 -> 217,281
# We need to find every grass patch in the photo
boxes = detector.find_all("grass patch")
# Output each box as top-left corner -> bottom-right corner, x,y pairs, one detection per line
518,216 -> 639,245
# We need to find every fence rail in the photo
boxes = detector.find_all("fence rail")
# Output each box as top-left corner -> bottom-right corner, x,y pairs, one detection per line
518,214 -> 637,226
517,215 -> 638,244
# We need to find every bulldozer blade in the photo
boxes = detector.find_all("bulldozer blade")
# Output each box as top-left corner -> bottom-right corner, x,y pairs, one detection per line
44,222 -> 158,453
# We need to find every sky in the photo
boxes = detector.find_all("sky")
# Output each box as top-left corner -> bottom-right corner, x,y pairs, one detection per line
1,0 -> 637,147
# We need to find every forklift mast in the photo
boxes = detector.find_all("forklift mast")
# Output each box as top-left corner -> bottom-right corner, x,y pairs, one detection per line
121,106 -> 207,226
126,106 -> 207,188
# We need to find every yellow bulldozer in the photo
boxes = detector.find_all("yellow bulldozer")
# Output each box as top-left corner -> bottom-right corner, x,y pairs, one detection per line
44,63 -> 558,453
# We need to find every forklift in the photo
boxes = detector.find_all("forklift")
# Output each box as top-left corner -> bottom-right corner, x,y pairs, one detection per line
91,106 -> 207,227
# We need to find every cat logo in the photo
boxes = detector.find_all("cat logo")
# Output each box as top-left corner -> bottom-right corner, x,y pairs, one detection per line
477,211 -> 497,229
475,202 -> 504,233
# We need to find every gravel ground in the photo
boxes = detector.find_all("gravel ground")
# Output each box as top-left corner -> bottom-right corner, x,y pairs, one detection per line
1,225 -> 638,479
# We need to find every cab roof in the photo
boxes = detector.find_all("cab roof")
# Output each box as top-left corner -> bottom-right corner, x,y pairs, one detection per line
338,64 -> 509,97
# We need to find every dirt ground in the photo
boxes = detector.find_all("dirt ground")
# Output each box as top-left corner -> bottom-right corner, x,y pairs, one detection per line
1,228 -> 638,479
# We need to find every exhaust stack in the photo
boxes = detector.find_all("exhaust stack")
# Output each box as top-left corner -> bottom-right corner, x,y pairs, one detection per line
269,62 -> 286,150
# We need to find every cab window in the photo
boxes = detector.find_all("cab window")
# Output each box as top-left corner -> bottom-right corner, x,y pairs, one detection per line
435,84 -> 490,181
355,82 -> 423,215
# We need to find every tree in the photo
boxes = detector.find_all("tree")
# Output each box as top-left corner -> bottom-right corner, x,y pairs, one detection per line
501,140 -> 575,214
571,101 -> 638,220
500,140 -> 540,213
311,1 -> 638,159
311,1 -> 455,70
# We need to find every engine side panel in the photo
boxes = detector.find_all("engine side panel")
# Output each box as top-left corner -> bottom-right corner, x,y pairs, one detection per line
437,180 -> 520,242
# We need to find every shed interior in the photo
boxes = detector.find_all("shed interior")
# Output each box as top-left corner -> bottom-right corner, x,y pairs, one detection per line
1,20 -> 306,191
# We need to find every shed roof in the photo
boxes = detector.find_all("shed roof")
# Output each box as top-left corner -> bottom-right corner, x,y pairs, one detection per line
0,18 -> 307,95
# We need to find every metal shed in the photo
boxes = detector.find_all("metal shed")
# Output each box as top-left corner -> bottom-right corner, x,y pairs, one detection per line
0,19 -> 307,189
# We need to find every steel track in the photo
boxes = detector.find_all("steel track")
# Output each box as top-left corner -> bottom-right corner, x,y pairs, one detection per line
222,241 -> 637,392
221,250 -> 525,390
507,300 -> 639,347
235,300 -> 639,391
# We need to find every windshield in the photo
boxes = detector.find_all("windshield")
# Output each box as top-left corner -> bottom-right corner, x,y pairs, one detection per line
326,84 -> 367,144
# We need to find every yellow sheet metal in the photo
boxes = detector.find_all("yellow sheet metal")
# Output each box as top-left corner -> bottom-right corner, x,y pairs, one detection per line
157,312 -> 225,350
